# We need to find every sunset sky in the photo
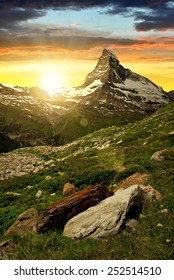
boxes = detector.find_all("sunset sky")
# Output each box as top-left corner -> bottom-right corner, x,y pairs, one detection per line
0,0 -> 174,92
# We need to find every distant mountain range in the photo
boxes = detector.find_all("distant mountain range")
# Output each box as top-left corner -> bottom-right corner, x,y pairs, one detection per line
0,49 -> 173,152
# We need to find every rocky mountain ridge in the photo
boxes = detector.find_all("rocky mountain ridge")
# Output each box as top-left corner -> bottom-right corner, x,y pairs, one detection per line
76,49 -> 169,111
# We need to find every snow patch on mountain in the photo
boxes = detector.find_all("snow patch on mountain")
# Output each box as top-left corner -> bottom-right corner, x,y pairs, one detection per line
67,79 -> 103,97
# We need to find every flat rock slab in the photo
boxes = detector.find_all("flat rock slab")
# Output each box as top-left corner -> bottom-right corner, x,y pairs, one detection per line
63,185 -> 157,239
36,185 -> 113,233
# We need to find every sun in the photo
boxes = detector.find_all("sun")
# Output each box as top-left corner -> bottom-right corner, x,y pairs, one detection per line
39,70 -> 65,97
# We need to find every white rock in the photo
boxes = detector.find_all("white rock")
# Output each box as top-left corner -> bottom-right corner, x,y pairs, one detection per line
151,150 -> 165,161
45,175 -> 52,181
35,190 -> 43,198
25,185 -> 33,189
160,208 -> 168,213
157,223 -> 163,228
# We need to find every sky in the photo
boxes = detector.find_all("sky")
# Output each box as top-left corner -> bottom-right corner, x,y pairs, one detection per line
0,0 -> 174,92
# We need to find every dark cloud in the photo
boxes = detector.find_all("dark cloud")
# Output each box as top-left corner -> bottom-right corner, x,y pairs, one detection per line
0,8 -> 45,28
134,5 -> 174,31
0,1 -> 173,33
0,0 -> 171,10
0,0 -> 113,10
104,1 -> 174,31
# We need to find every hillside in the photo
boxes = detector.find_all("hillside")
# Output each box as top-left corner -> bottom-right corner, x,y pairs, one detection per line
0,101 -> 174,259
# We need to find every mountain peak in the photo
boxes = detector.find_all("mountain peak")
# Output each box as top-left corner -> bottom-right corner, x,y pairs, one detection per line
80,49 -> 120,88
102,48 -> 119,61
76,48 -> 169,112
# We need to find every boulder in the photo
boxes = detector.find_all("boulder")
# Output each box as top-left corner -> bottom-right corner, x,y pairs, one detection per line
4,208 -> 39,236
36,185 -> 113,233
114,173 -> 149,192
63,182 -> 77,196
63,184 -> 160,239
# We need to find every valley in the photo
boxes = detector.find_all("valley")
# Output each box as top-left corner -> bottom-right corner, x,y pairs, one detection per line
0,100 -> 174,259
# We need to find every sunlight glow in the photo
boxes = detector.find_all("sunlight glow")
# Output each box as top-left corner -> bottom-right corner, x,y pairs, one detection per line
39,70 -> 65,96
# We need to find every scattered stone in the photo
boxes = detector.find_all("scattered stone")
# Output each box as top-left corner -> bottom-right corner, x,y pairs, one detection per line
45,175 -> 52,181
114,173 -> 150,192
151,150 -> 166,161
63,182 -> 77,196
35,190 -> 43,198
116,139 -> 123,145
140,214 -> 146,218
4,208 -> 39,236
50,193 -> 56,196
45,160 -> 54,165
25,185 -> 33,189
0,152 -> 45,180
36,185 -> 113,233
58,171 -> 64,176
63,184 -> 157,239
160,208 -> 168,213
125,219 -> 140,231
157,223 -> 163,228
168,131 -> 174,135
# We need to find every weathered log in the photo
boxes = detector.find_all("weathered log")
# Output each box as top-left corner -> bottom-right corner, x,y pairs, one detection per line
36,185 -> 113,233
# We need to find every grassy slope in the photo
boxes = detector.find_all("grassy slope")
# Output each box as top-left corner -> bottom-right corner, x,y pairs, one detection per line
0,102 -> 174,259
0,103 -> 53,147
53,103 -> 145,145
